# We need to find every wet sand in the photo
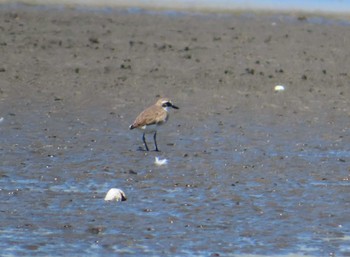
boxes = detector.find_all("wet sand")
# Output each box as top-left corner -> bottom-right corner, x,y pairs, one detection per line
1,5 -> 350,256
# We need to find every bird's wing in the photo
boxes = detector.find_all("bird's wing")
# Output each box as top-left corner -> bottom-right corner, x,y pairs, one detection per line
131,106 -> 167,128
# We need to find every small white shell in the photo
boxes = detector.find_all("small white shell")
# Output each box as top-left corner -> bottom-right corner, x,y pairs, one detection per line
155,157 -> 168,166
104,188 -> 127,202
0,117 -> 4,123
274,85 -> 285,92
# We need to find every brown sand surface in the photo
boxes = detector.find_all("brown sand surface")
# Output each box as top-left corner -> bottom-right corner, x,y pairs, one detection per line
1,7 -> 349,122
1,7 -> 350,127
1,5 -> 350,256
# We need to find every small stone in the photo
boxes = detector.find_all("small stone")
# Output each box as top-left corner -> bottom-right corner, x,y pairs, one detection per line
274,85 -> 285,92
104,188 -> 127,202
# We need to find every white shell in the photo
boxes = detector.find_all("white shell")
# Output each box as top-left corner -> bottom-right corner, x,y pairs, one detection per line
155,157 -> 168,166
104,188 -> 127,202
274,85 -> 285,91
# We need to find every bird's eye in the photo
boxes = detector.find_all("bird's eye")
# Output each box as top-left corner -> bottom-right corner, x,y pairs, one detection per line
162,102 -> 171,107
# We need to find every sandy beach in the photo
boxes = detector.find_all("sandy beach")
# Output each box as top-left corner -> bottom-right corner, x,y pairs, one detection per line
1,5 -> 349,256
1,6 -> 349,123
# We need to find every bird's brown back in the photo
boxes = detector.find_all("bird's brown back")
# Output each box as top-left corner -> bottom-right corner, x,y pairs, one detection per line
131,104 -> 168,128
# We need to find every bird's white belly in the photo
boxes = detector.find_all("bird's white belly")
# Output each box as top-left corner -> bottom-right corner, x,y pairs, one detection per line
139,124 -> 160,133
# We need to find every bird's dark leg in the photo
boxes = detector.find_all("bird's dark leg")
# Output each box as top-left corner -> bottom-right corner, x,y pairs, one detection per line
142,132 -> 149,151
153,131 -> 159,152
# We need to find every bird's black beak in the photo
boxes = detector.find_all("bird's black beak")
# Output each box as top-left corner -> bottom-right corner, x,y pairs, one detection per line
171,104 -> 179,109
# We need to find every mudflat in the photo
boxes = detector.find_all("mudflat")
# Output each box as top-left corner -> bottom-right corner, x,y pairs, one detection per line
1,5 -> 349,256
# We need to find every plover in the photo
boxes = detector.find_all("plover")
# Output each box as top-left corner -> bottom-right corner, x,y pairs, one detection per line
129,97 -> 179,151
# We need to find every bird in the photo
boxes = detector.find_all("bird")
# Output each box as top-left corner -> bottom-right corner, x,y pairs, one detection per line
129,97 -> 179,151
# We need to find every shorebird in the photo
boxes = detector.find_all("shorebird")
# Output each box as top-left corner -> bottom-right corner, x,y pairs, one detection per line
129,97 -> 179,151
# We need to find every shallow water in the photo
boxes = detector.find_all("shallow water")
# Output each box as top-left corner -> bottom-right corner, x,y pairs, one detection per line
3,0 -> 350,13
1,100 -> 349,256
